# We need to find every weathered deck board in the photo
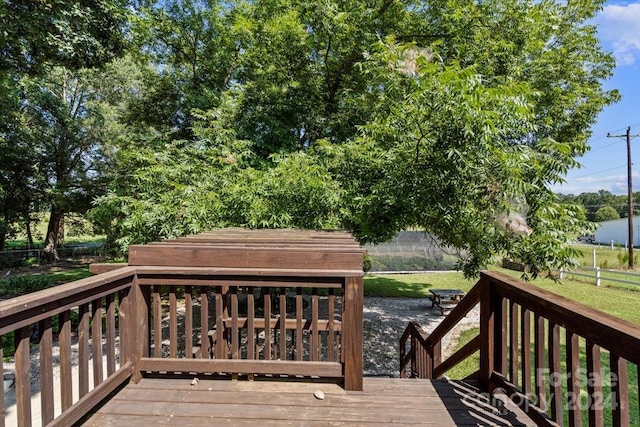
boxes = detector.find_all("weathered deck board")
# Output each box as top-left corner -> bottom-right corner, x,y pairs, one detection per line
81,377 -> 533,426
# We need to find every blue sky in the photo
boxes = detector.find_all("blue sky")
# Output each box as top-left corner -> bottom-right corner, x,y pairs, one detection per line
549,0 -> 640,195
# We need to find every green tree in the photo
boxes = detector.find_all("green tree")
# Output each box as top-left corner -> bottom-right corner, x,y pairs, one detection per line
0,0 -> 128,75
19,67 -> 123,259
594,205 -> 620,222
98,0 -> 616,277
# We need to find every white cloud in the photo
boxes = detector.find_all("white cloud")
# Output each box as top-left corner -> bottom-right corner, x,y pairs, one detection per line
551,172 -> 640,195
596,3 -> 640,66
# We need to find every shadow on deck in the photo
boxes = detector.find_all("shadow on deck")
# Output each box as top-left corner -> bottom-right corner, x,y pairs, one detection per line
82,377 -> 533,426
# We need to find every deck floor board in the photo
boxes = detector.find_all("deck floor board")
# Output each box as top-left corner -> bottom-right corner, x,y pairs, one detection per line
81,377 -> 534,426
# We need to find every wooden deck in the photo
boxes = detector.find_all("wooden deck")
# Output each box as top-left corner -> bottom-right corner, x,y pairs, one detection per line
81,377 -> 533,426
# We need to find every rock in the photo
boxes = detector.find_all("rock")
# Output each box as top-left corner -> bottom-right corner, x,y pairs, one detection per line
4,370 -> 15,393
313,390 -> 325,400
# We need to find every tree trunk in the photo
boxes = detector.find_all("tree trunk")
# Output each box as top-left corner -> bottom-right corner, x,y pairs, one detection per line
0,207 -> 9,252
25,214 -> 34,248
43,206 -> 63,261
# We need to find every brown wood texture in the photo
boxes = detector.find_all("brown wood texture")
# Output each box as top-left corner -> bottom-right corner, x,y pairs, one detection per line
153,288 -> 162,357
0,267 -> 136,336
611,353 -> 629,427
479,276 -> 495,388
534,313 -> 547,410
129,245 -> 363,270
39,318 -> 54,425
138,358 -> 343,377
342,276 -> 363,391
79,303 -> 90,398
169,286 -> 177,358
184,286 -> 193,359
247,287 -> 255,360
15,326 -> 31,427
296,287 -> 303,361
548,321 -> 562,424
496,296 -> 507,375
509,300 -> 519,386
0,334 -> 4,427
566,331 -> 582,427
490,372 -> 557,427
89,263 -> 128,274
106,294 -> 116,376
586,341 -> 603,427
521,308 -> 532,397
59,310 -> 73,411
484,271 -> 640,365
91,298 -> 104,388
49,363 -> 134,427
82,377 -> 534,426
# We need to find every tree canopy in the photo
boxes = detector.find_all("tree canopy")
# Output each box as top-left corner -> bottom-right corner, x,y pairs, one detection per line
0,0 -> 619,276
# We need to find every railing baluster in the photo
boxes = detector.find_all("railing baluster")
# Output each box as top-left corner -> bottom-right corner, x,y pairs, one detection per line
153,287 -> 162,357
264,291 -> 271,360
510,300 -> 519,386
79,303 -> 90,398
479,277 -> 494,387
279,287 -> 286,360
232,286 -> 239,359
296,287 -> 303,361
328,288 -> 335,362
247,286 -> 255,360
169,286 -> 177,358
92,298 -> 104,387
610,353 -> 629,427
311,288 -> 319,361
39,318 -> 54,424
201,286 -> 209,359
497,295 -> 507,375
534,313 -> 546,413
118,290 -> 128,364
15,326 -> 31,427
521,308 -> 531,397
1,332 -> 4,427
566,331 -> 582,427
106,293 -> 116,375
548,321 -> 562,424
185,285 -> 193,358
59,310 -> 73,411
586,340 -> 604,426
215,286 -> 224,359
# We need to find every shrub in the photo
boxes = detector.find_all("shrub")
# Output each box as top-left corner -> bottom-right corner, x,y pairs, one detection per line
0,275 -> 53,298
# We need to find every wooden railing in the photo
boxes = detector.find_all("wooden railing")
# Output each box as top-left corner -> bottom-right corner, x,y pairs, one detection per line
400,270 -> 640,427
0,266 -> 363,426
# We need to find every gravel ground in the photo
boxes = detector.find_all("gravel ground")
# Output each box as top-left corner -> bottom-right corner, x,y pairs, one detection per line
363,296 -> 479,377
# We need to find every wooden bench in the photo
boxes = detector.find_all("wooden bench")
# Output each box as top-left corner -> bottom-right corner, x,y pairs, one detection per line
428,289 -> 466,315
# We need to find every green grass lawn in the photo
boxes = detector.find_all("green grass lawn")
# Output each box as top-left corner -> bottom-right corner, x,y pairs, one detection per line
364,272 -> 476,297
574,242 -> 639,270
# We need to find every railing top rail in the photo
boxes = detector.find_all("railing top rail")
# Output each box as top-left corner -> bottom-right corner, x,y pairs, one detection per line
0,266 -> 137,335
400,320 -> 429,346
134,265 -> 364,277
482,270 -> 640,363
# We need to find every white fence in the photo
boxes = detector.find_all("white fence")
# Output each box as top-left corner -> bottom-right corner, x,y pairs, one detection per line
559,267 -> 640,287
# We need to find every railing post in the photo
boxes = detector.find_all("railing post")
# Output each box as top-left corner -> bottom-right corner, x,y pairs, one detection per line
343,276 -> 363,391
595,267 -> 601,287
430,341 -> 441,379
127,273 -> 149,383
479,275 -> 494,389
